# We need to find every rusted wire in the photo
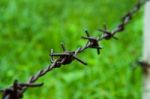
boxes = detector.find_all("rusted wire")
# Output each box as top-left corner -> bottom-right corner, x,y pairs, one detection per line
0,0 -> 149,99
0,80 -> 43,99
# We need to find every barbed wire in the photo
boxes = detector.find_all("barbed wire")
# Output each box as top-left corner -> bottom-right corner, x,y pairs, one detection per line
0,0 -> 149,99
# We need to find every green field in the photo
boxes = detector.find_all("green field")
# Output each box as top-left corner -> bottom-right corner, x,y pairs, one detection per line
0,0 -> 143,99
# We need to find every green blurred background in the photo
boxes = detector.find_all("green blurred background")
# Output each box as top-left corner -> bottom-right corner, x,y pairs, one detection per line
0,0 -> 143,98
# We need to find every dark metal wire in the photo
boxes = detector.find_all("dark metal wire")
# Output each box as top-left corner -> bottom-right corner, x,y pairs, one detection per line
0,0 -> 149,99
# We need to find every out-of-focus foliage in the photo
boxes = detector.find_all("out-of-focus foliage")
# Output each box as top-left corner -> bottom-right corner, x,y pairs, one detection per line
0,0 -> 143,99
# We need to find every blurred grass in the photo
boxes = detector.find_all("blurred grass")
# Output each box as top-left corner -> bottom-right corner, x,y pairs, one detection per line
0,0 -> 143,99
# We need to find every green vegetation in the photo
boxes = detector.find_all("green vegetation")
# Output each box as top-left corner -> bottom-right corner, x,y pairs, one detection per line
0,0 -> 143,98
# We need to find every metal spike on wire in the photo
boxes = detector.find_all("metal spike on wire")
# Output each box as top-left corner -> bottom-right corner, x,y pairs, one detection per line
0,0 -> 149,99
81,30 -> 102,54
50,42 -> 87,65
0,80 -> 43,99
98,24 -> 118,40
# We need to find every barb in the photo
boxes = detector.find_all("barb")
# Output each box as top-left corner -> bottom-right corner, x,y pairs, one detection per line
81,30 -> 102,54
50,43 -> 87,65
137,61 -> 150,74
0,80 -> 43,99
99,24 -> 118,40
0,0 -> 148,99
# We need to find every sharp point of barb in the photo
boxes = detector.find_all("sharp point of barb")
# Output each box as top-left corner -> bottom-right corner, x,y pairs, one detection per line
20,82 -> 44,87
